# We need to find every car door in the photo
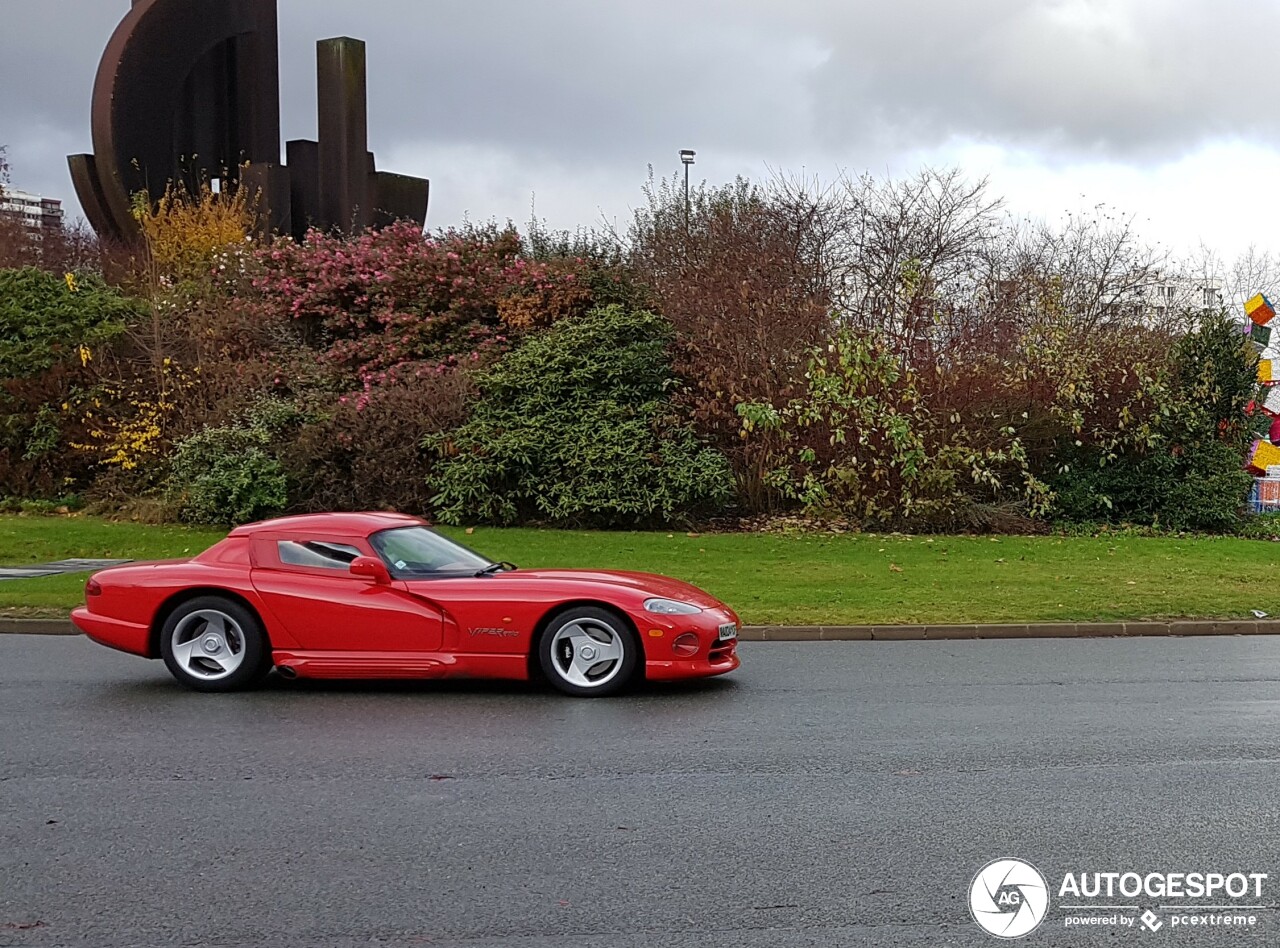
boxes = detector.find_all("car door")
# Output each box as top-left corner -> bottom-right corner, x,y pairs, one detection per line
249,533 -> 444,651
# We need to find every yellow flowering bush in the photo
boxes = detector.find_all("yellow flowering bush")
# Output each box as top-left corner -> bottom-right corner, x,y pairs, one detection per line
131,178 -> 257,284
71,364 -> 196,474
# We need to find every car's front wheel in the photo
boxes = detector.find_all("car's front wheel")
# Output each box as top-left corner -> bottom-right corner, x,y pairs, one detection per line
539,606 -> 639,697
160,596 -> 271,693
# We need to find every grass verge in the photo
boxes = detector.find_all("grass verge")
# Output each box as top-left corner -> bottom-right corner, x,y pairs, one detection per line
1,515 -> 1276,625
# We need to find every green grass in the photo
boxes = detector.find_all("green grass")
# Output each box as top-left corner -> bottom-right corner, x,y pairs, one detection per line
0,517 -> 225,617
1,514 -> 1277,625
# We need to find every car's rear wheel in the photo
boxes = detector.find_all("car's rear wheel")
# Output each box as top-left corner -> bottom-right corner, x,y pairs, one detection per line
539,606 -> 639,698
160,596 -> 270,693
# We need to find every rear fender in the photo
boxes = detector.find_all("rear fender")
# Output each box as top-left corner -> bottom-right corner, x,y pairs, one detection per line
149,586 -> 293,657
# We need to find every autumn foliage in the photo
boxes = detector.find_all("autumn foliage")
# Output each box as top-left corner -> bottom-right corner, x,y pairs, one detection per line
0,162 -> 1260,531
131,179 -> 258,284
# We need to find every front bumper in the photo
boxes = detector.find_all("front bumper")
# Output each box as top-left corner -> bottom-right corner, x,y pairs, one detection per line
636,605 -> 741,680
644,646 -> 740,680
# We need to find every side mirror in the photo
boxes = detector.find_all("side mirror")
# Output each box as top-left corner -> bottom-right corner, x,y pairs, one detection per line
350,556 -> 392,585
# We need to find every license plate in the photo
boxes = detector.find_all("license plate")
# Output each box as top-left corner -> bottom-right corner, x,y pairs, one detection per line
718,623 -> 738,640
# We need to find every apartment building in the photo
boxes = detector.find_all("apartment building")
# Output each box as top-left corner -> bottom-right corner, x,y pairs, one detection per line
0,187 -> 65,237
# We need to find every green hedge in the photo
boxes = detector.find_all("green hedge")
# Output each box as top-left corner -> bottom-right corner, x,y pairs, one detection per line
427,305 -> 733,527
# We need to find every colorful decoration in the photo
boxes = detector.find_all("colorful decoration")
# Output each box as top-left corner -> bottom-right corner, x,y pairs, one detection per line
1253,476 -> 1280,512
1246,290 -> 1280,506
1248,440 -> 1280,475
1264,386 -> 1280,417
1249,475 -> 1280,506
1247,293 -> 1276,326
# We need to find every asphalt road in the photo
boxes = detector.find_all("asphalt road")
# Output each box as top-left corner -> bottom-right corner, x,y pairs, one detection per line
3,635 -> 1280,948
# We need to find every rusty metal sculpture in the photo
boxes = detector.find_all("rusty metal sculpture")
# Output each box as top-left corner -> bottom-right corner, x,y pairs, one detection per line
69,0 -> 429,242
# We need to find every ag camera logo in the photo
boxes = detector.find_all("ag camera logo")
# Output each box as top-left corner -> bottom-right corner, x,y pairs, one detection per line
969,858 -> 1050,938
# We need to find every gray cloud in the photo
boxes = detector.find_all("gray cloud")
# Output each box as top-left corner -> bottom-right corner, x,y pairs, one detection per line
1,0 -> 1278,231
802,0 -> 1280,157
272,0 -> 819,166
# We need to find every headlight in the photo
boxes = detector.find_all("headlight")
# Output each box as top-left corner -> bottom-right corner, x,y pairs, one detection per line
644,598 -> 703,615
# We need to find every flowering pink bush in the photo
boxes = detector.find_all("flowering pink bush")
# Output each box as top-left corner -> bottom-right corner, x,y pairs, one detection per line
249,222 -> 594,390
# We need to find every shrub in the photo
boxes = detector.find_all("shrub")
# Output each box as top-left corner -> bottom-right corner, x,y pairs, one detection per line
738,330 -> 1049,528
628,175 -> 834,513
245,221 -> 610,390
0,268 -> 140,497
0,268 -> 136,380
131,178 -> 257,284
165,399 -> 300,525
281,372 -> 473,515
495,259 -> 594,330
0,495 -> 82,515
521,218 -> 651,314
427,305 -> 733,527
1047,313 -> 1256,531
250,221 -> 514,382
1050,441 -> 1250,531
122,178 -> 286,450
1170,312 -> 1259,449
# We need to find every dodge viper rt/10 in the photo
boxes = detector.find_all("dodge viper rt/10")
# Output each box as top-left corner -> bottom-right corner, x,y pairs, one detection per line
71,512 -> 741,697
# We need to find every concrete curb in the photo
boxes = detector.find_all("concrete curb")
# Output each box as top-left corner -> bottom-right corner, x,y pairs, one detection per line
0,618 -> 80,635
739,620 -> 1280,641
5,618 -> 1280,640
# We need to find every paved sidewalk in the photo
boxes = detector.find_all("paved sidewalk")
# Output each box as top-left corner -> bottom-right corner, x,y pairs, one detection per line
0,558 -> 130,581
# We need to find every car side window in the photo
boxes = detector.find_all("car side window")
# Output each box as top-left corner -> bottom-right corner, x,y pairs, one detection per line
277,539 -> 363,571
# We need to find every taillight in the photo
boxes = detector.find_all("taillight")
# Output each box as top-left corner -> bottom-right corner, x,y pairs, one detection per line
672,632 -> 700,657
85,578 -> 102,597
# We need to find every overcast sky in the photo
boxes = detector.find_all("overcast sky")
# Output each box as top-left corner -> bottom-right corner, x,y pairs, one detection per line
2,0 -> 1279,260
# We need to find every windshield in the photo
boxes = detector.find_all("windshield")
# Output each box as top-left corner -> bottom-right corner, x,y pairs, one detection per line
370,526 -> 493,576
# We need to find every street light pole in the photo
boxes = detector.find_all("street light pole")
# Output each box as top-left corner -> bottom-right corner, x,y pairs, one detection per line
679,149 -> 696,231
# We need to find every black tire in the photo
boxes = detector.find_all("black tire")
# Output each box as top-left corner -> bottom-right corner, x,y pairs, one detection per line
159,595 -> 271,693
538,606 -> 640,698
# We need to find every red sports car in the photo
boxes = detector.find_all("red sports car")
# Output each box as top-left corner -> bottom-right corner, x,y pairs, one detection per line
71,512 -> 741,697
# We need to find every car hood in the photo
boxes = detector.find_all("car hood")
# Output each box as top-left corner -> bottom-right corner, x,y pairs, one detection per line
494,569 -> 725,609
